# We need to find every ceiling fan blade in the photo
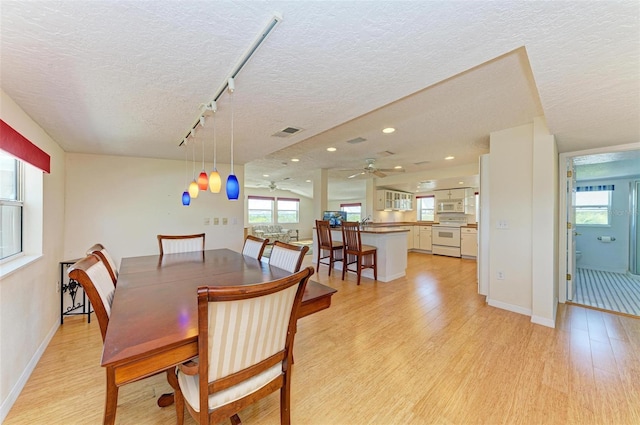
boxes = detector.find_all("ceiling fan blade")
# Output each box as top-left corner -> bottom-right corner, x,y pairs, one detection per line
348,171 -> 365,179
373,170 -> 387,178
377,168 -> 406,173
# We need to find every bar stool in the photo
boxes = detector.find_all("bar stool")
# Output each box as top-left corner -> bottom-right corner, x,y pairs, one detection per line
315,220 -> 343,276
341,221 -> 377,285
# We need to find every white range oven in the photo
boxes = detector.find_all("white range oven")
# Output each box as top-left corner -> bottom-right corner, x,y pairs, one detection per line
432,215 -> 467,257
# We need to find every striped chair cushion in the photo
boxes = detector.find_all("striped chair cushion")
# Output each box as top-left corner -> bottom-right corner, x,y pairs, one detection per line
161,238 -> 203,254
85,261 -> 115,316
268,245 -> 303,273
178,284 -> 298,413
100,248 -> 118,278
242,239 -> 264,259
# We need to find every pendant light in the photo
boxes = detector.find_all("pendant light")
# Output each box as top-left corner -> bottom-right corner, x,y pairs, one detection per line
181,143 -> 191,206
208,101 -> 222,193
188,136 -> 199,199
225,77 -> 239,200
197,117 -> 209,190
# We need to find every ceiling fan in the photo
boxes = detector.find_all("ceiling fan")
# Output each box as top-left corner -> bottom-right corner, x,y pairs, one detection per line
345,158 -> 406,179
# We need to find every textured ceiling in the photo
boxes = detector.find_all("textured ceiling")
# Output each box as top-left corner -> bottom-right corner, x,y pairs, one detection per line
1,1 -> 638,199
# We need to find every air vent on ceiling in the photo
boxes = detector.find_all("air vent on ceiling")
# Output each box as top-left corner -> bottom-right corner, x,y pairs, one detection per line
346,137 -> 367,144
271,127 -> 303,138
414,160 -> 431,165
376,150 -> 395,157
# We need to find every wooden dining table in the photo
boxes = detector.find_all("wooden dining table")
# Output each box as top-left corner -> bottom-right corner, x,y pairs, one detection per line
100,248 -> 336,425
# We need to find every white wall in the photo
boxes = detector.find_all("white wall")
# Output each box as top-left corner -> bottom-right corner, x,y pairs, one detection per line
244,188 -> 315,240
488,123 -> 534,315
576,176 -> 636,273
531,117 -> 558,327
64,154 -> 245,264
487,119 -> 558,327
0,91 -> 66,421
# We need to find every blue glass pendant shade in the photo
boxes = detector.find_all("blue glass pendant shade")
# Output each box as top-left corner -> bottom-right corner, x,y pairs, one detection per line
226,174 -> 239,200
182,191 -> 191,206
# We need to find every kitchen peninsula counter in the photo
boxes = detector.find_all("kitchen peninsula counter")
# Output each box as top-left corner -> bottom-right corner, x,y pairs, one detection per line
312,226 -> 408,282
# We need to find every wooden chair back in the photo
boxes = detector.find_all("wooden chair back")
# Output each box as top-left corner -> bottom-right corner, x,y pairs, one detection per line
86,243 -> 118,285
67,254 -> 115,342
157,233 -> 205,255
174,266 -> 314,425
242,235 -> 269,260
316,220 -> 334,249
268,241 -> 309,273
341,221 -> 363,254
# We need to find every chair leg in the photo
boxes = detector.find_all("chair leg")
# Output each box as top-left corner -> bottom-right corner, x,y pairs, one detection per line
356,254 -> 362,285
373,251 -> 377,281
341,252 -> 347,280
280,376 -> 292,425
327,250 -> 333,276
230,414 -> 242,425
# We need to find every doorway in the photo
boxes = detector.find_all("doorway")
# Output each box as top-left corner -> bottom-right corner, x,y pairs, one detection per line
559,145 -> 640,317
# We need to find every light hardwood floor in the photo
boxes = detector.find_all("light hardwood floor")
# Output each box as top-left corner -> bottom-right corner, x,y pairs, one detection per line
5,253 -> 640,424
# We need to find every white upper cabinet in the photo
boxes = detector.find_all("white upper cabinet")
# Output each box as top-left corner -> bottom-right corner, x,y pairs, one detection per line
376,189 -> 413,211
434,188 -> 465,201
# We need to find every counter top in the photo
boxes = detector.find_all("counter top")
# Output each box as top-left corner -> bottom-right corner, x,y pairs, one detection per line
321,226 -> 409,234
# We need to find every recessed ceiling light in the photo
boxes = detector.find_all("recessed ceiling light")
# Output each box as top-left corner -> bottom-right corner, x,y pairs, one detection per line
326,147 -> 337,152
445,156 -> 455,160
305,179 -> 311,183
458,181 -> 464,185
394,165 -> 402,169
263,174 -> 269,177
382,127 -> 395,134
291,158 -> 300,162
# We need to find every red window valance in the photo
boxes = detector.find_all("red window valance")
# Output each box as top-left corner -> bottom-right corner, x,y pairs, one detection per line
0,119 -> 50,173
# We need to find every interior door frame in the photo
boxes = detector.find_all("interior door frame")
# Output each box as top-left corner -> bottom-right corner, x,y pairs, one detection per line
558,143 -> 639,303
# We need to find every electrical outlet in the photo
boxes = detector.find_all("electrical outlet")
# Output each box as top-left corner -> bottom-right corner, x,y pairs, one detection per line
497,271 -> 505,280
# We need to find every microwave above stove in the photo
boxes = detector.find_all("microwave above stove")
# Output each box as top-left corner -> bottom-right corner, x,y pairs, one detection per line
437,199 -> 464,213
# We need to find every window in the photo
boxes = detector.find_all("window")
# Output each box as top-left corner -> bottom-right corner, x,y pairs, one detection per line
340,203 -> 361,222
0,151 -> 23,261
416,196 -> 435,221
247,196 -> 274,224
277,198 -> 299,223
575,189 -> 612,226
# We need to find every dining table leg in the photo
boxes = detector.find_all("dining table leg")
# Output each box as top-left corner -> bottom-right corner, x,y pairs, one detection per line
104,367 -> 118,425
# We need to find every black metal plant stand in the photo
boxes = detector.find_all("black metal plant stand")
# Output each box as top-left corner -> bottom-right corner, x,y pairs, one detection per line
60,259 -> 92,324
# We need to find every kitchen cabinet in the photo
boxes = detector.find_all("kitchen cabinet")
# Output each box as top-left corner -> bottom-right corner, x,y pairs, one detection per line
376,189 -> 413,211
461,227 -> 477,258
418,225 -> 432,251
435,188 -> 466,201
402,226 -> 414,249
413,225 -> 421,249
464,188 -> 476,214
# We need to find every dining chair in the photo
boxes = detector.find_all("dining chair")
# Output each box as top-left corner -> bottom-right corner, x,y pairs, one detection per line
315,220 -> 343,276
341,221 -> 377,285
241,235 -> 270,260
173,266 -> 314,425
158,233 -> 206,255
268,241 -> 309,273
87,243 -> 118,285
67,254 -> 115,341
68,254 -> 173,424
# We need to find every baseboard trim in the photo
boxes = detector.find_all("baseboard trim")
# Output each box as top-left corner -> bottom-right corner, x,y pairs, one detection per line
531,315 -> 556,328
487,298 -> 532,317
